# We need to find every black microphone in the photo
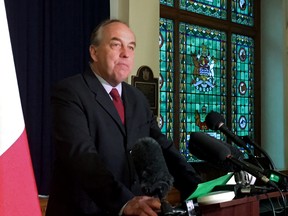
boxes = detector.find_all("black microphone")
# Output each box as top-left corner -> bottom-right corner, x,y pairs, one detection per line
205,111 -> 251,153
131,137 -> 174,199
188,132 -> 244,172
188,132 -> 277,188
205,111 -> 275,172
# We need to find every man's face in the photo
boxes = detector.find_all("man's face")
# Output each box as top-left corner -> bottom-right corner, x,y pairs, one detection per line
90,22 -> 136,86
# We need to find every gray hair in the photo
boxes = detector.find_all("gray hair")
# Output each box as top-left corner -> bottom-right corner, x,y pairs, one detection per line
90,19 -> 129,46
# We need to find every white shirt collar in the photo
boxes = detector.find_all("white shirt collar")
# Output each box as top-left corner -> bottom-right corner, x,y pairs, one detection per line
93,72 -> 122,97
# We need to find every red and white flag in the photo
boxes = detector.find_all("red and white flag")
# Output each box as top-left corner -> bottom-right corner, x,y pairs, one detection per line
0,1 -> 41,215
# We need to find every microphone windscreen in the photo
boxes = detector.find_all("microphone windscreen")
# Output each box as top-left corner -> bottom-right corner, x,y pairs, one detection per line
189,132 -> 230,161
205,111 -> 225,130
131,137 -> 174,197
189,132 -> 244,172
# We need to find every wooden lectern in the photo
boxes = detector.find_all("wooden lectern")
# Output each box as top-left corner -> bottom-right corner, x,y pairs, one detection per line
199,191 -> 287,216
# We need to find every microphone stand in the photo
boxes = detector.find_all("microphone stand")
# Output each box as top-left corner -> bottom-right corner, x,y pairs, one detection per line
154,188 -> 174,216
242,136 -> 275,170
242,136 -> 288,191
160,200 -> 174,216
154,187 -> 187,216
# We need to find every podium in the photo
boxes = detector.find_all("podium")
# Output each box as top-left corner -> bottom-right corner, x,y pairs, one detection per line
199,191 -> 287,216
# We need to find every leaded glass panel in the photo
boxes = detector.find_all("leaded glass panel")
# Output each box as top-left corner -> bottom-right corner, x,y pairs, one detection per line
179,22 -> 227,161
179,0 -> 227,20
159,18 -> 174,141
231,33 -> 255,156
231,0 -> 254,26
160,0 -> 174,7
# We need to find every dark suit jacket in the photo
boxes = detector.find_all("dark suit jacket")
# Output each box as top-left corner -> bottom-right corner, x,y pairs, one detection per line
46,68 -> 202,216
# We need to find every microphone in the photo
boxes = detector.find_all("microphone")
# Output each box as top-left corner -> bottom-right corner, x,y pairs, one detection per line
188,132 -> 244,172
205,111 -> 276,171
188,132 -> 277,188
205,111 -> 252,153
131,137 -> 174,199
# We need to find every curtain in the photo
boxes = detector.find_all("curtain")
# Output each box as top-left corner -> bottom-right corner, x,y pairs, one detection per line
4,0 -> 110,195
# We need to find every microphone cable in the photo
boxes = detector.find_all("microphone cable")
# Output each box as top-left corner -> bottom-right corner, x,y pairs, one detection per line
242,135 -> 275,171
264,185 -> 287,216
264,196 -> 276,216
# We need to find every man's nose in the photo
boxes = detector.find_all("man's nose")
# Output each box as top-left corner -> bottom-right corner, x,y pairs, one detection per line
120,46 -> 131,58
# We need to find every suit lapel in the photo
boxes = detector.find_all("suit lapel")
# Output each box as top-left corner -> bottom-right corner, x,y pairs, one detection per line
121,83 -> 136,150
122,84 -> 132,128
83,69 -> 126,135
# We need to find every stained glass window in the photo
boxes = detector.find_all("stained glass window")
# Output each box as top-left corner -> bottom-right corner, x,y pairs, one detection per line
179,0 -> 227,20
159,18 -> 174,141
231,0 -> 254,26
160,0 -> 258,162
160,0 -> 174,7
179,23 -> 227,161
231,33 -> 255,157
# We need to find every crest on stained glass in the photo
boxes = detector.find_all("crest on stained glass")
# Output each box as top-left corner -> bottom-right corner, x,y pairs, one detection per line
191,44 -> 216,92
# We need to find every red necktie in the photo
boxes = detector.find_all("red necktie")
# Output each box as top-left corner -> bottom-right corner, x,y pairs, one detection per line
110,88 -> 125,124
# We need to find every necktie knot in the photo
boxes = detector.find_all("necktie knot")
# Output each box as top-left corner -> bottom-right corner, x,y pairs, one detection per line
110,88 -> 121,101
110,88 -> 125,124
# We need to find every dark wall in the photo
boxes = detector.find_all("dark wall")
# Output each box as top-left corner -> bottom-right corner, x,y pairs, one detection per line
4,0 -> 110,195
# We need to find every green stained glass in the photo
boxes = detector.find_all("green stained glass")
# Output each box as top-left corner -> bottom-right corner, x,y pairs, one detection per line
180,0 -> 227,20
231,0 -> 254,26
160,18 -> 174,140
231,33 -> 255,154
160,0 -> 174,7
179,22 -> 227,161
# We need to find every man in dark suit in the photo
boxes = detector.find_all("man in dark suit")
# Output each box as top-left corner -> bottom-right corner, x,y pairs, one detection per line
46,19 -> 202,216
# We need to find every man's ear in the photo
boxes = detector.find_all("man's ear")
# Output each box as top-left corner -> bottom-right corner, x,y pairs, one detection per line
89,45 -> 98,62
